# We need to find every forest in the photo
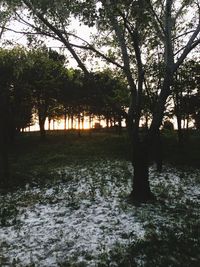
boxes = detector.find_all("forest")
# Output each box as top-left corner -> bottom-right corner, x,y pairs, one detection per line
0,0 -> 200,266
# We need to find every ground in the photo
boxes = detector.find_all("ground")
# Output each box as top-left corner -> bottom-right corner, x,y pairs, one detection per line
0,131 -> 200,266
0,157 -> 200,266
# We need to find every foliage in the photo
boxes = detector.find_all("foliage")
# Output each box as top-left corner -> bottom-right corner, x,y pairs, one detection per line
173,59 -> 200,130
25,47 -> 67,137
0,47 -> 33,138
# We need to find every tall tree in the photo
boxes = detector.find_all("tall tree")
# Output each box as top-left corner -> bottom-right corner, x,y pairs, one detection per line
26,47 -> 66,139
0,47 -> 33,186
173,59 -> 200,143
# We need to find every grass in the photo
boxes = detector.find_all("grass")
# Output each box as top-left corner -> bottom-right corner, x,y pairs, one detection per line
7,128 -> 200,190
0,129 -> 200,266
162,129 -> 200,168
8,130 -> 130,189
0,159 -> 200,266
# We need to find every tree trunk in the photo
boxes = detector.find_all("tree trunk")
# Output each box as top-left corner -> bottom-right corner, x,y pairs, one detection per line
71,115 -> 74,129
81,114 -> 84,130
0,91 -> 10,188
64,108 -> 67,130
89,114 -> 92,129
77,113 -> 81,137
129,140 -> 155,202
118,116 -> 122,135
48,118 -> 51,131
151,130 -> 163,172
106,117 -> 109,130
68,115 -> 70,130
176,112 -> 183,146
39,117 -> 46,140
0,127 -> 9,187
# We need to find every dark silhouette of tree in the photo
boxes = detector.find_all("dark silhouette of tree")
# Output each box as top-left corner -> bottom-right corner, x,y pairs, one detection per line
26,47 -> 67,139
173,59 -> 200,143
0,47 -> 33,186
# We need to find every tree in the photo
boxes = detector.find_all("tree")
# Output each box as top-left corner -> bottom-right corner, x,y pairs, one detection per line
1,0 -> 200,201
173,59 -> 200,142
93,0 -> 200,201
0,47 -> 33,185
90,70 -> 129,131
26,47 -> 67,139
0,48 -> 11,185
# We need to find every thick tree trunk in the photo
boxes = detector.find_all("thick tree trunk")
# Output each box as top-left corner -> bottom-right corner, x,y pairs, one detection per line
129,140 -> 155,202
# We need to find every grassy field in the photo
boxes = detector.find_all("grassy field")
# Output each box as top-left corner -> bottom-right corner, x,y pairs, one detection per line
0,129 -> 200,266
7,129 -> 200,189
8,130 -> 131,189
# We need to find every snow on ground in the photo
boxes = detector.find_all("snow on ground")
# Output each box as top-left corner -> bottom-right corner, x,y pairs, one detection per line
0,160 -> 200,266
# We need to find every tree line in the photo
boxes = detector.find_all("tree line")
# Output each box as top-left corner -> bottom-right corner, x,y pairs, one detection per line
0,47 -> 129,138
0,45 -> 199,189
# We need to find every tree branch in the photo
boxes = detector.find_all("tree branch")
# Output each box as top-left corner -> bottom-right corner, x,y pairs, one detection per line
68,42 -> 124,69
22,0 -> 90,76
174,21 -> 200,71
0,26 -> 46,36
173,30 -> 197,41
145,0 -> 165,40
119,10 -> 145,129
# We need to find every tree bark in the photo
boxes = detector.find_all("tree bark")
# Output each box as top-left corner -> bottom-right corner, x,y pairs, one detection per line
129,139 -> 155,202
